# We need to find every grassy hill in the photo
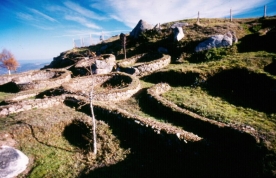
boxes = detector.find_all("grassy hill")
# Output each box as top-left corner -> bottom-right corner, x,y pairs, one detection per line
0,16 -> 276,177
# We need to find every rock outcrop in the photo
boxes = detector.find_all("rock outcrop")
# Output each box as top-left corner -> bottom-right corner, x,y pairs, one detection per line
195,31 -> 238,52
74,54 -> 116,75
93,54 -> 116,74
0,146 -> 29,178
130,20 -> 153,39
173,27 -> 185,41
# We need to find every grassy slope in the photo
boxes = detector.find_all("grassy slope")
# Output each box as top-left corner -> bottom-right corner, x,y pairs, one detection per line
0,17 -> 276,177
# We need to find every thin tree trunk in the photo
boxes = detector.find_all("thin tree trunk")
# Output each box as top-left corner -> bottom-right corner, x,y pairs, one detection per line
90,89 -> 97,155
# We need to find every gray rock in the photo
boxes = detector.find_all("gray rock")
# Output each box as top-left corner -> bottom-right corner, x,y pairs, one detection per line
195,31 -> 238,52
0,146 -> 29,178
93,54 -> 116,74
130,20 -> 153,39
173,27 -> 185,41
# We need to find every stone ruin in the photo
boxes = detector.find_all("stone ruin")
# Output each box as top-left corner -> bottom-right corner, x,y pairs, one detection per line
62,72 -> 140,101
117,53 -> 171,77
0,69 -> 71,92
75,54 -> 116,75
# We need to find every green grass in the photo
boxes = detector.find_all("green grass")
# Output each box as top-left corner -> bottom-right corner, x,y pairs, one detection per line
0,91 -> 12,102
162,84 -> 276,151
160,51 -> 276,152
0,105 -> 130,177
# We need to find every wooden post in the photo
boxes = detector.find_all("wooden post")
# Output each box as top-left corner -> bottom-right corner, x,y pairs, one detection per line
264,5 -> 267,18
120,33 -> 127,59
230,9 -> 232,22
197,11 -> 200,24
73,38 -> 75,48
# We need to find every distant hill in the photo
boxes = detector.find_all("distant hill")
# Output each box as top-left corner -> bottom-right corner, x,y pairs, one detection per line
0,59 -> 51,75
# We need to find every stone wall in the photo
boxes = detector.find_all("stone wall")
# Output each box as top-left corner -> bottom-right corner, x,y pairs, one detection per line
16,69 -> 72,91
146,83 -> 259,143
64,97 -> 202,143
117,54 -> 171,77
134,54 -> 171,77
117,53 -> 147,67
0,96 -> 65,116
62,72 -> 141,101
0,70 -> 38,85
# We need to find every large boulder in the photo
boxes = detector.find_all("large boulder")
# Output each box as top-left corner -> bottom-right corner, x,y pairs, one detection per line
130,19 -> 153,39
173,27 -> 185,41
93,54 -> 116,74
0,145 -> 29,178
195,31 -> 238,52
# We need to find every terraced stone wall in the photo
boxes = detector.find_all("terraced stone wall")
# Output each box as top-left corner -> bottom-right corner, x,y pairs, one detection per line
118,54 -> 171,77
134,54 -> 171,77
146,83 -> 258,144
0,70 -> 72,92
62,73 -> 140,101
0,96 -> 65,116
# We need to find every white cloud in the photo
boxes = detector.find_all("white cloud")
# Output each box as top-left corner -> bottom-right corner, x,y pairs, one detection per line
28,8 -> 58,22
92,0 -> 271,28
64,1 -> 107,20
32,24 -> 54,30
65,15 -> 102,29
16,12 -> 36,21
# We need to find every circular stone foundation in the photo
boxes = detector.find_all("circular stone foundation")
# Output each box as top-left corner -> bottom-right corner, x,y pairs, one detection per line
0,69 -> 71,92
117,53 -> 171,77
61,72 -> 140,101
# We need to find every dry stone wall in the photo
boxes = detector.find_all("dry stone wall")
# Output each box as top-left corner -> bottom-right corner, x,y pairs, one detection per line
62,72 -> 141,101
117,53 -> 147,67
16,69 -> 72,91
0,94 -> 89,116
0,96 -> 65,116
0,69 -> 71,92
134,54 -> 171,77
147,83 -> 259,142
118,54 -> 171,77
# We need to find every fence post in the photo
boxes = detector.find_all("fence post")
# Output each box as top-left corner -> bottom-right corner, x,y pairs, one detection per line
264,5 -> 267,18
73,38 -> 75,48
197,11 -> 200,24
230,9 -> 232,22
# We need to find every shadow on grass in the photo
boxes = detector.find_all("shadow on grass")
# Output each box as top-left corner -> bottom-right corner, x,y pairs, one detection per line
63,99 -> 274,177
141,70 -> 201,87
204,68 -> 276,114
0,82 -> 19,93
63,119 -> 92,150
237,32 -> 276,53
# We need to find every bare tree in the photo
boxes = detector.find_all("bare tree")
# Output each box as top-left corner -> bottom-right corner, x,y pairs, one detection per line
0,49 -> 19,75
89,89 -> 97,155
120,33 -> 127,59
89,65 -> 97,155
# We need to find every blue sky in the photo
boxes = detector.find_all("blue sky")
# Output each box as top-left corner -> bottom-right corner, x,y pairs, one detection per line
0,0 -> 275,61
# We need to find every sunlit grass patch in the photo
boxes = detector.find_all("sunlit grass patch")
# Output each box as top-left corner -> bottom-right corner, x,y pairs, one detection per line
162,86 -> 276,151
1,105 -> 130,177
0,91 -> 12,102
